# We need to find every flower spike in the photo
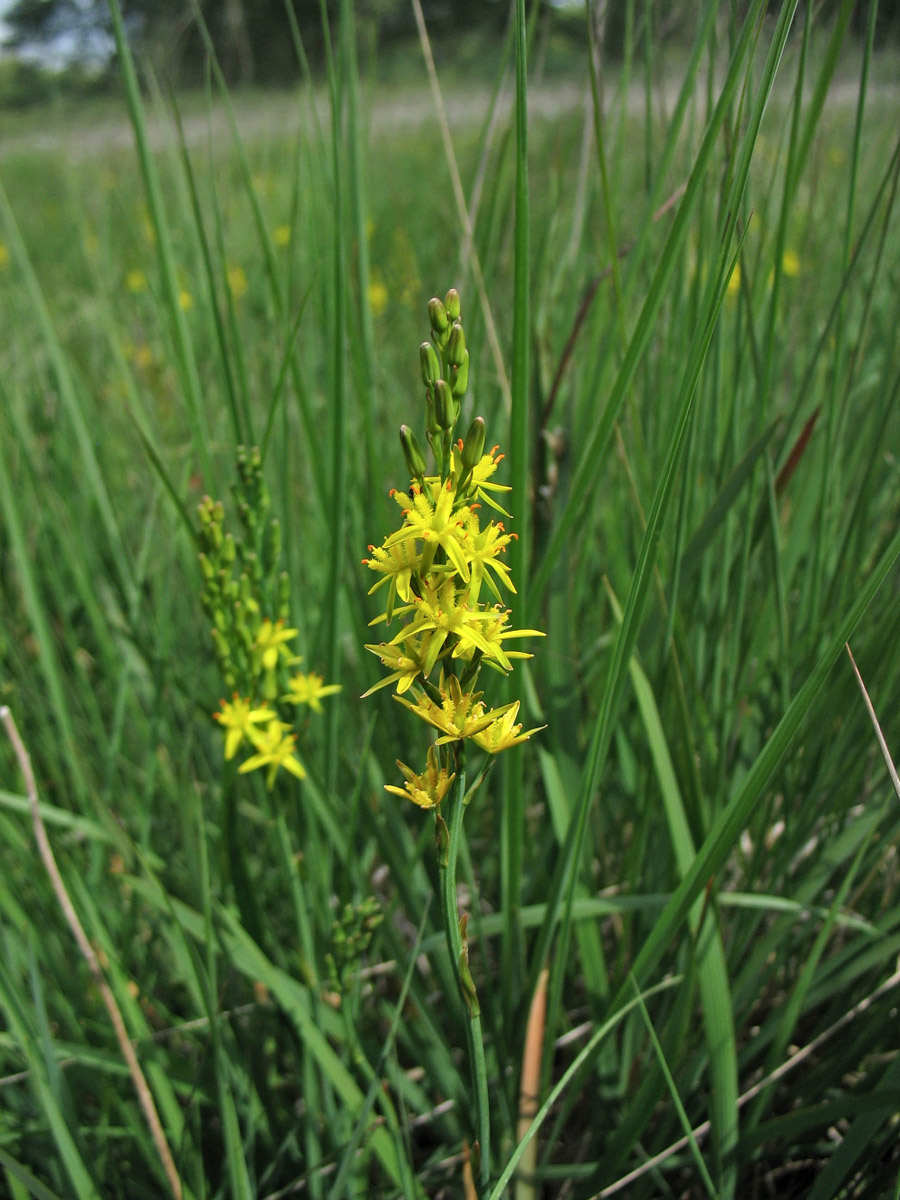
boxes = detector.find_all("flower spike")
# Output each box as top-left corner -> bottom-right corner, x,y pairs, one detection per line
363,288 -> 545,810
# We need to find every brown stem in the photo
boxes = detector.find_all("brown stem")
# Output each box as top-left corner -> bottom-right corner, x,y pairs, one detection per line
1,706 -> 183,1200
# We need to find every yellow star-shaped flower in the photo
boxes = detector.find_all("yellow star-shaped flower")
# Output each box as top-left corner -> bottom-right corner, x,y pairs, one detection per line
395,672 -> 506,744
254,618 -> 299,671
284,671 -> 341,713
384,745 -> 455,809
472,700 -> 545,754
239,718 -> 306,788
214,695 -> 272,761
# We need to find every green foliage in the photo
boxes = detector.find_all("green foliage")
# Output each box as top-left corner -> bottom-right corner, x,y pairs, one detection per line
1,1 -> 900,1197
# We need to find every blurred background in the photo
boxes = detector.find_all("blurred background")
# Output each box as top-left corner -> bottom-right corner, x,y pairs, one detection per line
1,0 -> 897,113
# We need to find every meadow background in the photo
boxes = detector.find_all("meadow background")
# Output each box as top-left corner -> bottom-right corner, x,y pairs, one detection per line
2,1 -> 900,1197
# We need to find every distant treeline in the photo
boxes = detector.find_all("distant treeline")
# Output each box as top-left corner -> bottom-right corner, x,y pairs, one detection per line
1,0 -> 896,108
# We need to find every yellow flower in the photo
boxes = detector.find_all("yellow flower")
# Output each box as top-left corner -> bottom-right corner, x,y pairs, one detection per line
387,579 -> 497,675
178,289 -> 193,310
132,343 -> 154,371
368,277 -> 388,317
465,607 -> 544,671
395,673 -> 502,744
362,640 -> 425,696
782,249 -> 800,278
363,535 -> 420,621
227,265 -> 248,299
726,263 -> 741,299
239,718 -> 306,787
0,242 -> 10,270
384,745 -> 455,809
254,619 -> 298,672
386,480 -> 473,581
461,512 -> 515,602
472,700 -> 544,754
284,671 -> 341,713
274,225 -> 291,248
214,695 -> 272,760
127,268 -> 147,294
457,444 -> 512,514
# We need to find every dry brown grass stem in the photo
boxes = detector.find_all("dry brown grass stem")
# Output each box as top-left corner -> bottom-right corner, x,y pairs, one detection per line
595,962 -> 900,1197
846,642 -> 900,801
515,966 -> 549,1200
0,705 -> 183,1200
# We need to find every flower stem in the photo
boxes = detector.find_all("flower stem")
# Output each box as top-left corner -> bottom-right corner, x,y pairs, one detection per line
438,750 -> 491,1192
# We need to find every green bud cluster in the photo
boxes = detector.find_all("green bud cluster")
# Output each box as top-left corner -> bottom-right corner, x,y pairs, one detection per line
197,446 -> 293,698
324,896 -> 383,994
417,287 -> 471,477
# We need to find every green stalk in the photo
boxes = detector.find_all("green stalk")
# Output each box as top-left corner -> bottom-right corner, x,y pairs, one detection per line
502,0 -> 531,1027
438,754 -> 490,1192
320,0 -> 348,796
105,0 -> 213,490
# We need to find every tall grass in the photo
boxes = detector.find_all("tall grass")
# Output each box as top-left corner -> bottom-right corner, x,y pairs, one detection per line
1,0 -> 900,1196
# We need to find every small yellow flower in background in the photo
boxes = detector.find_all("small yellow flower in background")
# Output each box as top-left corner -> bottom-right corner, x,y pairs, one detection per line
274,225 -> 291,248
238,718 -> 306,787
141,212 -> 156,244
178,289 -> 193,311
0,242 -> 9,271
384,746 -> 455,810
828,146 -> 845,168
284,670 -> 342,713
254,619 -> 298,672
198,454 -> 341,790
126,268 -> 147,294
726,262 -> 741,299
132,343 -> 154,371
227,265 -> 248,300
368,277 -> 388,318
214,695 -> 272,760
782,249 -> 800,278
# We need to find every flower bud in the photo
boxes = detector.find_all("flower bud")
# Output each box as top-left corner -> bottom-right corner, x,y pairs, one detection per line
199,552 -> 215,582
277,571 -> 291,620
221,532 -> 236,566
434,379 -> 456,430
425,390 -> 440,441
428,297 -> 449,333
461,416 -> 486,471
400,425 -> 427,479
450,350 -> 469,399
446,321 -> 466,367
264,517 -> 281,571
419,341 -> 441,386
211,627 -> 230,664
445,288 -> 460,321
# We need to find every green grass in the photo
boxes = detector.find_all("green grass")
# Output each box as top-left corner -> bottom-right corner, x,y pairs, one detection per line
1,2 -> 900,1197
